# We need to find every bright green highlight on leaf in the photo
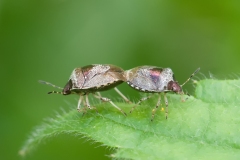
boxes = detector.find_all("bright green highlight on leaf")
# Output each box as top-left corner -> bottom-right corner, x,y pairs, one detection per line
20,79 -> 240,159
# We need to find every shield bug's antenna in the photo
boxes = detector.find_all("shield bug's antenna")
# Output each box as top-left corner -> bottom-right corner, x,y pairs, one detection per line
38,80 -> 63,94
47,91 -> 63,94
179,67 -> 200,102
180,68 -> 200,87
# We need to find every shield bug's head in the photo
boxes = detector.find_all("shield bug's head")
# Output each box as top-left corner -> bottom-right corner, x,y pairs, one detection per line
167,81 -> 182,94
38,80 -> 74,95
169,67 -> 200,95
62,80 -> 73,95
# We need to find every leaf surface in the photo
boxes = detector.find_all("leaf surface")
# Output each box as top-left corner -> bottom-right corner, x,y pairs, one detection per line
20,79 -> 240,160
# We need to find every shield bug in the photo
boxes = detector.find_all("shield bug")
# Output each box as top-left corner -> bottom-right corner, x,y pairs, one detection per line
124,66 -> 200,120
40,64 -> 131,116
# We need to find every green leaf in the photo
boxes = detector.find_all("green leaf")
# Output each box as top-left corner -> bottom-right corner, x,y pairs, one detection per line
19,79 -> 240,159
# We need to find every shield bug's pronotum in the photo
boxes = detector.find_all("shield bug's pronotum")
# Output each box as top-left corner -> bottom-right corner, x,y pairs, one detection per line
40,64 -> 131,116
124,66 -> 200,120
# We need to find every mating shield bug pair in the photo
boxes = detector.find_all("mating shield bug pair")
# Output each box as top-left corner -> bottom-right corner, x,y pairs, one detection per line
40,64 -> 200,120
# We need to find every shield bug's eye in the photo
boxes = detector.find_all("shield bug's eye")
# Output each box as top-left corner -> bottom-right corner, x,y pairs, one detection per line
62,80 -> 72,95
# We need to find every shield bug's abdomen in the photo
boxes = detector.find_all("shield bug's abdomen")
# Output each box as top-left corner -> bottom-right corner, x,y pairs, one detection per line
125,66 -> 175,93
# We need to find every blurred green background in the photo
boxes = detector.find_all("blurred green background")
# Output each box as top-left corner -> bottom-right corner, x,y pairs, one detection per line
1,0 -> 240,159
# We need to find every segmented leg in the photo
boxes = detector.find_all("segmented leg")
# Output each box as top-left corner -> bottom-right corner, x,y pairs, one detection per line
114,87 -> 132,103
85,94 -> 91,109
77,96 -> 83,111
85,94 -> 98,113
93,93 -> 127,116
130,94 -> 153,113
164,92 -> 168,119
96,92 -> 102,103
77,96 -> 87,116
151,93 -> 161,121
81,96 -> 88,116
181,92 -> 190,102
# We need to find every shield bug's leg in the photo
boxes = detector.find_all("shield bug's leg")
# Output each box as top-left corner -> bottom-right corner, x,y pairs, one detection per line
151,93 -> 161,121
93,93 -> 127,116
114,87 -> 132,103
85,94 -> 91,110
164,92 -> 169,119
77,96 -> 83,111
181,92 -> 190,102
130,94 -> 153,113
108,100 -> 127,116
97,92 -> 101,97
86,94 -> 98,113
85,94 -> 98,113
96,92 -> 102,103
81,98 -> 88,116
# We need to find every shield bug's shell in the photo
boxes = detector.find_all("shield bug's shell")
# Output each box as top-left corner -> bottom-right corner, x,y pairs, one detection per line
125,66 -> 200,120
125,66 -> 180,93
40,64 -> 131,116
